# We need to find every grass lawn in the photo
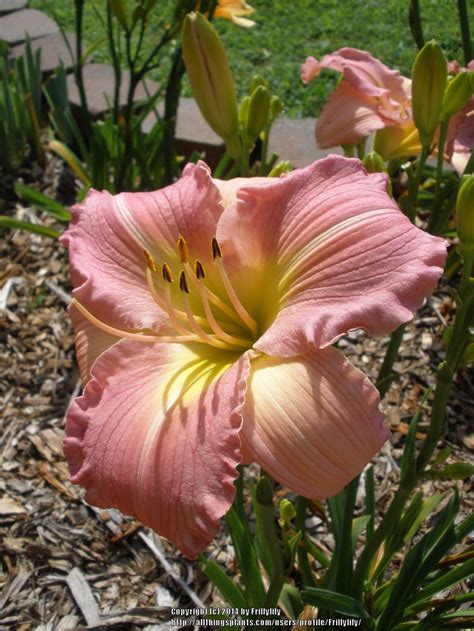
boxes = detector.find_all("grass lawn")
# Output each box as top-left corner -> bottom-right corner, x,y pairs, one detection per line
32,0 -> 471,117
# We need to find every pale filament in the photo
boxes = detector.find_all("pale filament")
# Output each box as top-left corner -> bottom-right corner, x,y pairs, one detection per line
196,279 -> 249,349
163,282 -> 193,336
183,260 -> 243,326
213,256 -> 258,337
146,267 -> 223,331
180,291 -> 232,350
72,298 -> 200,344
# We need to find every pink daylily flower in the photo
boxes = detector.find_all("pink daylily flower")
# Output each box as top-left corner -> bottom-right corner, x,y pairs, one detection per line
61,156 -> 446,558
301,47 -> 411,149
301,48 -> 473,173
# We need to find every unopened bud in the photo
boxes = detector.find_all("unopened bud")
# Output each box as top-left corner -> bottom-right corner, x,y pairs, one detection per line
108,0 -> 128,29
268,160 -> 292,177
182,12 -> 240,157
412,40 -> 447,146
269,95 -> 283,122
279,499 -> 296,525
239,95 -> 250,125
457,175 -> 474,248
362,151 -> 386,173
245,85 -> 271,141
250,75 -> 267,94
440,71 -> 473,121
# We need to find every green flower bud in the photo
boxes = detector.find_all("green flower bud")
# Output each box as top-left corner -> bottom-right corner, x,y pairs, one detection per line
457,175 -> 474,247
182,12 -> 240,157
279,499 -> 296,525
268,160 -> 292,177
108,0 -> 128,29
440,71 -> 473,121
250,75 -> 268,94
362,151 -> 386,173
412,40 -> 447,146
269,95 -> 283,122
245,85 -> 271,141
239,95 -> 250,125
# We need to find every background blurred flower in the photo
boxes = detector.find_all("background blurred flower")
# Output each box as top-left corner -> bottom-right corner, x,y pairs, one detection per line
301,47 -> 411,149
61,158 -> 446,558
214,0 -> 255,26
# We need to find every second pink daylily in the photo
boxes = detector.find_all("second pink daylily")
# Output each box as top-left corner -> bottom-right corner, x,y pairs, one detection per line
61,156 -> 446,558
301,47 -> 412,149
301,47 -> 473,173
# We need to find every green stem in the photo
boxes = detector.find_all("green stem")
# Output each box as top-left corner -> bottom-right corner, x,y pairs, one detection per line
409,0 -> 425,49
428,119 -> 449,233
73,0 -> 91,131
335,476 -> 359,595
295,498 -> 317,587
376,324 -> 406,398
407,144 -> 430,222
213,152 -> 231,178
457,0 -> 472,64
162,47 -> 185,185
254,477 -> 285,607
106,3 -> 121,125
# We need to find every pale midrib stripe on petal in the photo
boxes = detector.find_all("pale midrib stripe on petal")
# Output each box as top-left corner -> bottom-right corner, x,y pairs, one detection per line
278,208 -> 390,289
115,195 -> 175,262
135,358 -> 224,523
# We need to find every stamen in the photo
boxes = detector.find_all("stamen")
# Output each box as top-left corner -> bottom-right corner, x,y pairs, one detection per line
162,267 -> 193,336
211,237 -> 222,260
147,261 -> 223,331
72,298 -> 199,344
183,260 -> 242,324
195,260 -> 205,280
211,238 -> 258,337
177,235 -> 189,264
162,262 -> 173,283
144,249 -> 157,273
179,272 -> 232,349
179,270 -> 190,294
195,272 -> 250,349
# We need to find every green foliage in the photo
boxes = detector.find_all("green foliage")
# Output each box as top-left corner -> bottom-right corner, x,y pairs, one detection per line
0,41 -> 43,170
31,0 -> 470,117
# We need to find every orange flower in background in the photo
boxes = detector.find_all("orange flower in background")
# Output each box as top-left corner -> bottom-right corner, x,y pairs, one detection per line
214,0 -> 255,26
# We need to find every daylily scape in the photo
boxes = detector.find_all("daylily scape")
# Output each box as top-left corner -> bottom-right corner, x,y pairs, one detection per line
61,156 -> 446,558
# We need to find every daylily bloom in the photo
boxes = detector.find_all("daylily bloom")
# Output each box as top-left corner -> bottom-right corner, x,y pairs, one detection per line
61,157 -> 446,558
214,0 -> 255,27
301,47 -> 412,149
302,47 -> 473,174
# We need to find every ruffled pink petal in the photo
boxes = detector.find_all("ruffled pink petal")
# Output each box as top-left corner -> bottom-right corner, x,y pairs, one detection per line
241,347 -> 388,498
60,162 -> 223,333
301,47 -> 410,104
316,82 -> 387,148
64,340 -> 250,558
217,155 -> 447,356
301,56 -> 321,84
68,304 -> 119,384
443,96 -> 473,174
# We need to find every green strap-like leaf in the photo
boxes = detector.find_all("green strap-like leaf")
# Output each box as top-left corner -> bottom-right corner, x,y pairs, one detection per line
0,216 -> 60,239
301,587 -> 370,620
198,555 -> 247,609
